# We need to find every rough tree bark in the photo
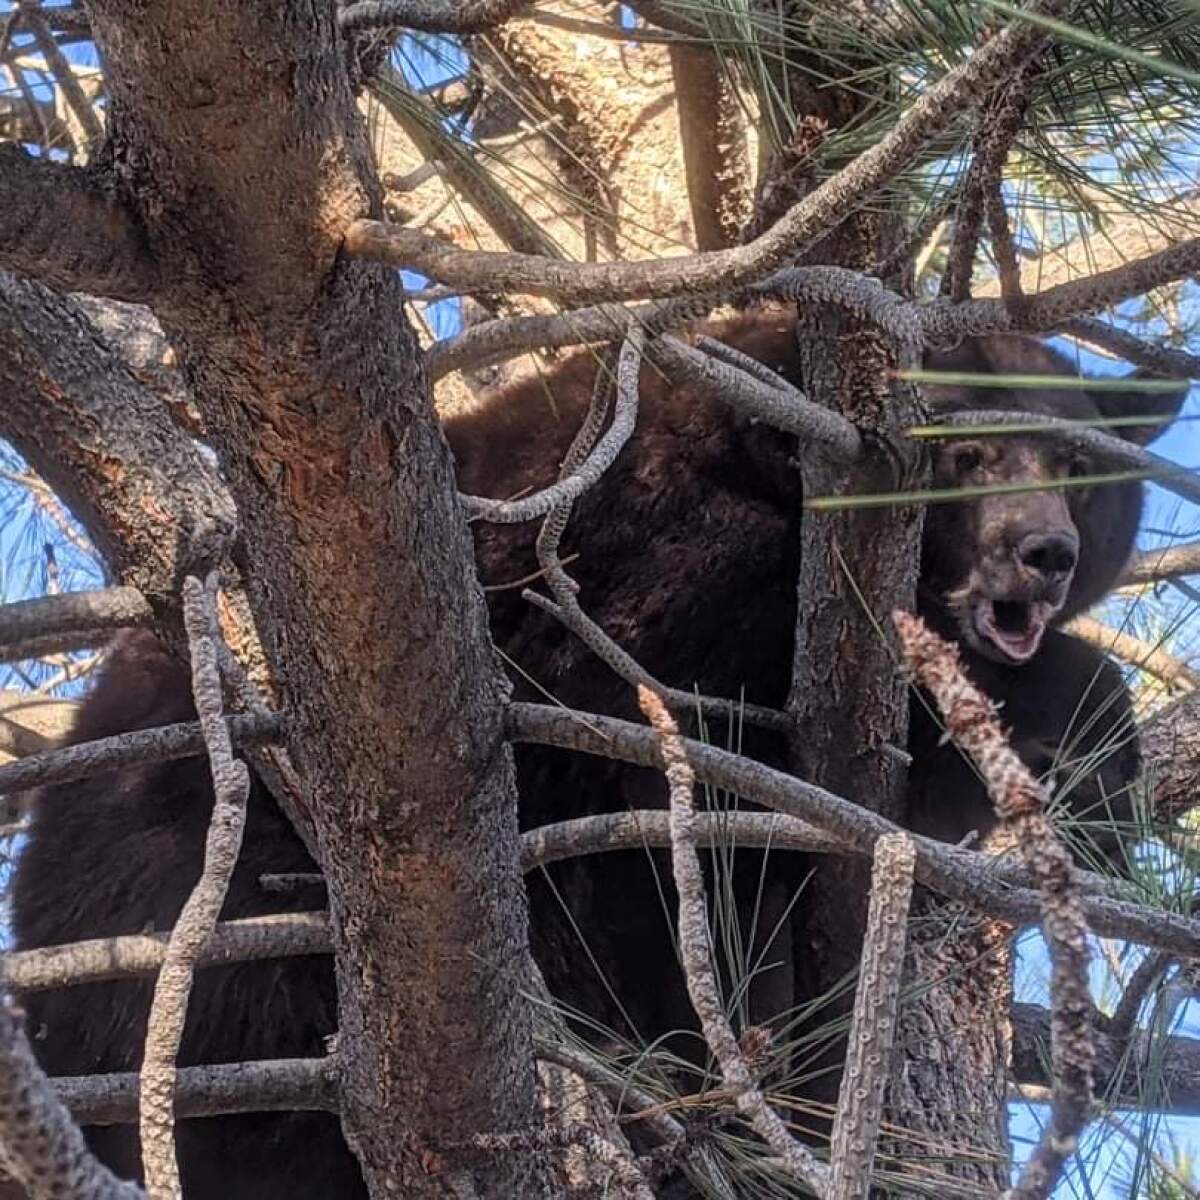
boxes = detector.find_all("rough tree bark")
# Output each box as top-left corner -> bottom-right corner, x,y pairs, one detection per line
0,3 -> 544,1197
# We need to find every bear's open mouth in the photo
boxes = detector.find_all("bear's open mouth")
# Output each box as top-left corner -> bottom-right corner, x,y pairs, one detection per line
972,597 -> 1049,664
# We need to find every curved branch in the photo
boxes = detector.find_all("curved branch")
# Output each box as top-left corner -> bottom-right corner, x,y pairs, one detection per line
1065,615 -> 1200,693
0,145 -> 157,301
345,0 -> 1066,304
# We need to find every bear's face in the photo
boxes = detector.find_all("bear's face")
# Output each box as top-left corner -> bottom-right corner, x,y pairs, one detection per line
918,334 -> 1188,666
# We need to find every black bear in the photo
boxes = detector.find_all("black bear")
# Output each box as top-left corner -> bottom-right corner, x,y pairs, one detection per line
7,313 -> 1185,1197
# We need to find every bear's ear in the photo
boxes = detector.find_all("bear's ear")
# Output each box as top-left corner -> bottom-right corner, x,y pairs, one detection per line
1091,369 -> 1190,447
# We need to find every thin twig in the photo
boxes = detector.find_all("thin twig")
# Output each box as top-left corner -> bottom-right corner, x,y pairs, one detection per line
1107,950 -> 1174,1046
829,834 -> 916,1200
0,1001 -> 144,1200
893,612 -> 1093,1200
462,329 -> 645,523
139,575 -> 251,1200
638,686 -> 831,1195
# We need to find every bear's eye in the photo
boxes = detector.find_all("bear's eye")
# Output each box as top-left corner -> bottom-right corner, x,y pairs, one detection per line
953,444 -> 984,476
1068,453 -> 1090,479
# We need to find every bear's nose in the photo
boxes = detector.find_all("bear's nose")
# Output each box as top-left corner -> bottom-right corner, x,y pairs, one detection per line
1018,532 -> 1078,581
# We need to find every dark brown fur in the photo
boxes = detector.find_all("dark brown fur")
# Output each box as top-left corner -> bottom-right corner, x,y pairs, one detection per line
8,313 -> 1184,1196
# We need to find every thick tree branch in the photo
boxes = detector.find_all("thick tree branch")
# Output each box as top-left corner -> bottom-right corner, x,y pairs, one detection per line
0,588 -> 152,664
506,702 -> 1200,956
80,3 -> 544,1191
0,1003 -> 143,1200
0,274 -> 235,614
667,41 -> 750,251
431,237 -> 1200,384
925,237 -> 1200,344
345,0 -> 1067,304
0,146 -> 157,301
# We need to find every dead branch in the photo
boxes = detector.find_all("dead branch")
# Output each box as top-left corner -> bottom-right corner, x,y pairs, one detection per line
6,913 -> 329,993
1123,542 -> 1200,587
345,0 -> 1068,304
0,710 -> 281,796
505,701 -> 1200,956
638,686 -> 831,1195
1141,687 -> 1200,823
139,575 -> 251,1200
55,1059 -> 338,1128
829,834 -> 915,1200
0,1002 -> 144,1200
925,236 -> 1200,345
893,611 -> 1093,1200
520,806 -> 840,873
1065,615 -> 1200,693
0,588 -> 152,664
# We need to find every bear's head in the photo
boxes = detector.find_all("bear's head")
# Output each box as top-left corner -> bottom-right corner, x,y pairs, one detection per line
918,334 -> 1188,665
